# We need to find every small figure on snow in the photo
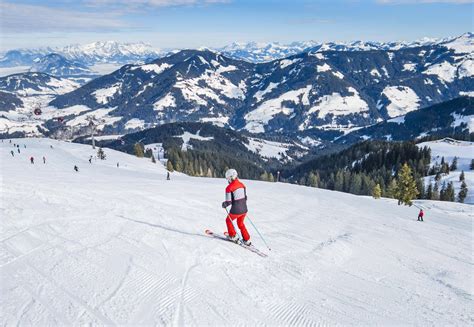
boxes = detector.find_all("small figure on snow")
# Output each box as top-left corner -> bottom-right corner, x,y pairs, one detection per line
17,148 -> 20,154
10,150 -> 14,157
117,162 -> 119,168
43,156 -> 46,164
30,156 -> 34,164
167,171 -> 170,180
222,169 -> 251,246
89,156 -> 92,164
50,145 -> 53,149
74,165 -> 79,172
417,209 -> 424,222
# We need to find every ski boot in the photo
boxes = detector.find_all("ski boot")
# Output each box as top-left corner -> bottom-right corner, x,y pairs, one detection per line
227,234 -> 241,244
242,239 -> 252,246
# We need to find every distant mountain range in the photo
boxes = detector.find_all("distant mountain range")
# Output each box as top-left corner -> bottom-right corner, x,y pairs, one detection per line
0,41 -> 161,68
45,40 -> 472,136
0,34 -> 472,149
1,33 -> 472,71
217,34 -> 471,63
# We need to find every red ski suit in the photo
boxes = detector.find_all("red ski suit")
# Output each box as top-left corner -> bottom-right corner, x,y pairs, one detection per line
224,179 -> 250,241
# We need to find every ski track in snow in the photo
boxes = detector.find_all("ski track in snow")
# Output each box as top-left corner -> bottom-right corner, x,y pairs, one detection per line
0,138 -> 473,325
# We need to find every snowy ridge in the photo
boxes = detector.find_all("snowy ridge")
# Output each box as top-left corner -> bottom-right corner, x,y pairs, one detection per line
1,138 -> 472,325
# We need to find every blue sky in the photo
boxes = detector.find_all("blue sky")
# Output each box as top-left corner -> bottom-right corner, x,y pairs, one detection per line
0,0 -> 472,51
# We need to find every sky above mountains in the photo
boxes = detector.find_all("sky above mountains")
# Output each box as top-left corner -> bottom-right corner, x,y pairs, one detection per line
0,0 -> 472,51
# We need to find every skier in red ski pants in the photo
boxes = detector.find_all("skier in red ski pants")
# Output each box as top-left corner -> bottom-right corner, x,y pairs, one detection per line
222,169 -> 251,246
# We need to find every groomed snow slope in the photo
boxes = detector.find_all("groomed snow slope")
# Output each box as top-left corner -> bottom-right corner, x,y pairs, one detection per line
1,139 -> 472,326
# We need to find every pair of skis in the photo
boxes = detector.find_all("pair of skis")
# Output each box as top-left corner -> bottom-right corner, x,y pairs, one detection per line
205,229 -> 268,257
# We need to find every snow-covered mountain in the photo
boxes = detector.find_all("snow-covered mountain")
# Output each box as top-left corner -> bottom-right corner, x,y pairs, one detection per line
218,33 -> 471,63
46,43 -> 473,138
0,72 -> 79,96
0,73 -> 80,136
1,34 -> 472,141
29,53 -> 95,79
337,97 -> 473,145
0,41 -> 161,68
60,41 -> 161,65
1,138 -> 472,325
217,41 -> 319,63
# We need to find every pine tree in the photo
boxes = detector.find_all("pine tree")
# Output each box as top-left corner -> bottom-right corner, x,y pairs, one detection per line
134,143 -> 144,157
268,173 -> 275,182
349,174 -> 362,195
459,170 -> 465,182
396,163 -> 419,206
426,183 -> 433,200
458,181 -> 468,203
432,182 -> 440,200
166,160 -> 174,172
445,182 -> 455,202
416,177 -> 425,199
372,183 -> 382,199
439,182 -> 447,201
386,179 -> 398,199
334,170 -> 344,191
450,156 -> 458,171
97,147 -> 106,160
308,172 -> 319,187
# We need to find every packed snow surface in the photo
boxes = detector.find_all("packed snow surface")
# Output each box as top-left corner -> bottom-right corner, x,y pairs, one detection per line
1,139 -> 472,325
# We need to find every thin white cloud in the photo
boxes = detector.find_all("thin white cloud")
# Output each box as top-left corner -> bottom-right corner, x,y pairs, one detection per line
0,2 -> 128,33
377,0 -> 473,4
286,18 -> 333,25
84,0 -> 230,9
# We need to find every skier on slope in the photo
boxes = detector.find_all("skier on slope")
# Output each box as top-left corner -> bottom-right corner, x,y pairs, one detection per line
222,169 -> 251,246
417,209 -> 424,222
30,156 -> 34,164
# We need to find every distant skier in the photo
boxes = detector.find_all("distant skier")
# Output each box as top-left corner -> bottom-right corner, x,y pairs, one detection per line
417,209 -> 424,222
50,145 -> 53,149
222,169 -> 251,246
117,162 -> 119,168
10,150 -> 14,157
43,156 -> 46,164
17,148 -> 20,154
30,156 -> 34,164
74,165 -> 79,172
167,171 -> 170,180
89,156 -> 92,164
24,144 -> 26,148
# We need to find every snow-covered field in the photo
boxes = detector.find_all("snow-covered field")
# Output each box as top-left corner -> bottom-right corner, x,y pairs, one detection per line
419,139 -> 474,204
1,139 -> 472,325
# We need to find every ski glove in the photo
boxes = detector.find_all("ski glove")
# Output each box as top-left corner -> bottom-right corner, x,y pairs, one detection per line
222,201 -> 231,208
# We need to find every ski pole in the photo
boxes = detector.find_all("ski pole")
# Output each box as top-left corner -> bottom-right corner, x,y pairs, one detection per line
246,215 -> 271,251
225,208 -> 271,251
